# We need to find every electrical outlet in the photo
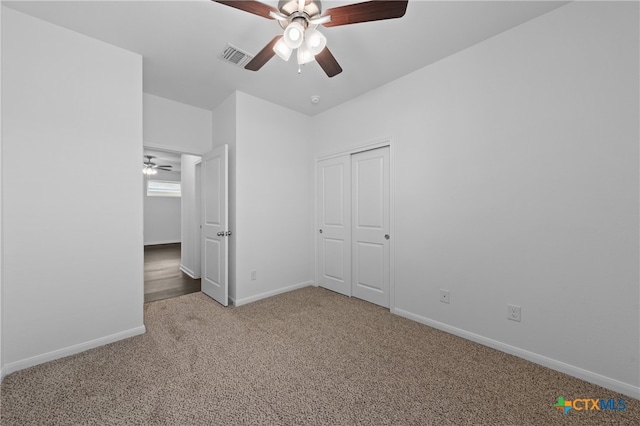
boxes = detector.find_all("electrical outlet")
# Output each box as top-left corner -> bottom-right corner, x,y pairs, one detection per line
250,270 -> 257,281
440,289 -> 450,304
508,304 -> 521,322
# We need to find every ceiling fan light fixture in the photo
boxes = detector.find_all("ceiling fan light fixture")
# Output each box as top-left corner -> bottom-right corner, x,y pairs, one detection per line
273,38 -> 293,61
215,0 -> 410,77
268,10 -> 289,21
297,44 -> 315,65
304,28 -> 326,55
283,20 -> 304,49
308,15 -> 331,26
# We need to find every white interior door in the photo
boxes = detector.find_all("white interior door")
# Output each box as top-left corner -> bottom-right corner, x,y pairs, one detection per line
201,145 -> 229,306
317,155 -> 351,296
351,147 -> 390,308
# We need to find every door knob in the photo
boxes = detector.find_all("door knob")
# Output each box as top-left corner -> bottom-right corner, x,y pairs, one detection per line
217,232 -> 223,237
319,229 -> 323,234
385,234 -> 390,240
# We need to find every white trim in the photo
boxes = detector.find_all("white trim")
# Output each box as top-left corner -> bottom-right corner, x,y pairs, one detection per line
233,281 -> 313,307
0,366 -> 6,382
388,142 -> 396,312
313,157 -> 319,292
179,264 -> 199,279
316,137 -> 393,162
143,143 -> 202,157
1,326 -> 146,379
144,240 -> 180,246
393,308 -> 640,400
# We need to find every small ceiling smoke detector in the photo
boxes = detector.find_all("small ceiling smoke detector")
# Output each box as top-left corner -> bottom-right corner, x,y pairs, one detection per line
310,95 -> 320,105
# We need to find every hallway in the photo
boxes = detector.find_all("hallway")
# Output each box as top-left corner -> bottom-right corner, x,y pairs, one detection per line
144,243 -> 200,303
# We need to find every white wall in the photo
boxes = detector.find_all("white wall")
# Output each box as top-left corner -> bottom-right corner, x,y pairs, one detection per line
0,2 -> 4,378
234,92 -> 313,305
211,91 -> 313,305
180,154 -> 202,278
144,93 -> 212,155
143,170 -> 182,245
312,1 -> 639,397
211,92 -> 237,300
1,8 -> 145,373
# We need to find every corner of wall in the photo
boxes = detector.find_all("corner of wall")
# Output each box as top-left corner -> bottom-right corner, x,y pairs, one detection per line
232,92 -> 313,303
0,1 -> 5,381
307,0 -> 639,397
3,6 -> 144,374
211,90 -> 238,302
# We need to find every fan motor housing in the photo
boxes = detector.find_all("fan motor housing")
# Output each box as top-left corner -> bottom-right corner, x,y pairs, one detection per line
278,0 -> 322,19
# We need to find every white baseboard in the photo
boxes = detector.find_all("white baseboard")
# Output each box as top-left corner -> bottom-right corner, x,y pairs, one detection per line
1,325 -> 146,380
393,308 -> 640,400
0,365 -> 6,382
144,240 -> 180,246
179,264 -> 200,279
234,281 -> 313,307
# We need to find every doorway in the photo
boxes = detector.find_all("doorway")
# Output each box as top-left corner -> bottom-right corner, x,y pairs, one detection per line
316,143 -> 392,309
143,148 -> 202,303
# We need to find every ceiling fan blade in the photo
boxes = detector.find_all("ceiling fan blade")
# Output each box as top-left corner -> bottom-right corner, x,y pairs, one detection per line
316,47 -> 342,78
156,167 -> 173,171
154,165 -> 172,168
322,0 -> 408,28
245,36 -> 282,71
212,0 -> 277,20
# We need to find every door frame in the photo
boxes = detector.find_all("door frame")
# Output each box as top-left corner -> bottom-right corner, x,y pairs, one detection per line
194,160 -> 202,278
314,138 -> 396,312
142,145 -> 201,283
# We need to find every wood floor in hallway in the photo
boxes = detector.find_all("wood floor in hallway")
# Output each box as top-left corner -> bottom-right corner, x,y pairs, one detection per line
144,243 -> 201,303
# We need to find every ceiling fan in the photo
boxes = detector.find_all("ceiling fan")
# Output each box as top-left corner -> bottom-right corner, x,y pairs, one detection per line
214,0 -> 409,77
143,155 -> 172,175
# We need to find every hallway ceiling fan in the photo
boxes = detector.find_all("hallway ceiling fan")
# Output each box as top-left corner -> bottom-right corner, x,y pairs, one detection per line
143,155 -> 172,175
214,0 -> 409,77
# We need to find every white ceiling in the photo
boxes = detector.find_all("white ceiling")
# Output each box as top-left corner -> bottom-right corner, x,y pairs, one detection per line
4,0 -> 569,115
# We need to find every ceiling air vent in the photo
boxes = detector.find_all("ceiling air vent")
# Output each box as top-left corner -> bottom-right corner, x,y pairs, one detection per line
218,44 -> 253,68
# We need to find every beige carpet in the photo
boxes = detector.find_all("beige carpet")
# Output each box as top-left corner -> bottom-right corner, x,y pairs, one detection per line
1,287 -> 637,425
